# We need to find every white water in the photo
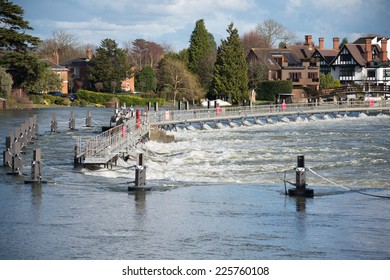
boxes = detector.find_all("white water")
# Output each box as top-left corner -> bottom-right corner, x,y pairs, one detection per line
115,114 -> 390,190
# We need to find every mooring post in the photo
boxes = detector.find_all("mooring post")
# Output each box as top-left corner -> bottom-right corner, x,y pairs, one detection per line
30,148 -> 41,182
288,155 -> 314,197
74,145 -> 79,168
135,153 -> 145,186
185,101 -> 189,110
9,141 -> 23,175
69,111 -> 76,131
51,112 -> 57,133
128,153 -> 151,191
3,136 -> 12,167
32,115 -> 38,139
86,110 -> 92,127
154,102 -> 159,111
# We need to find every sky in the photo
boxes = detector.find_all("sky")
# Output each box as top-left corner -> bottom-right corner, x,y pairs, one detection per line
12,0 -> 390,51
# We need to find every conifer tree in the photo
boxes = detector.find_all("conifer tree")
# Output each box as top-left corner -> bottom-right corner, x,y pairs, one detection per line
188,19 -> 216,89
89,38 -> 130,92
0,0 -> 41,53
208,23 -> 248,103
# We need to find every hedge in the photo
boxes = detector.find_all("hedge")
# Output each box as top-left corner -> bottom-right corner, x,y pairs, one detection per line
255,80 -> 293,102
77,90 -> 165,107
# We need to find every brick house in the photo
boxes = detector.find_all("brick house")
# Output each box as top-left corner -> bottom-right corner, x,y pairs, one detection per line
246,35 -> 320,102
60,48 -> 135,93
41,50 -> 68,94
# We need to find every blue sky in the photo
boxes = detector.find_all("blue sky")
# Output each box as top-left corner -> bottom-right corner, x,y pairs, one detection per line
13,0 -> 390,51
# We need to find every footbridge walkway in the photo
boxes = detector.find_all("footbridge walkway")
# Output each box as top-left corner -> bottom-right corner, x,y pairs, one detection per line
76,100 -> 390,166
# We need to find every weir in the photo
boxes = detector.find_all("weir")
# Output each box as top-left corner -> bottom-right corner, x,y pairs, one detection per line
75,100 -> 390,168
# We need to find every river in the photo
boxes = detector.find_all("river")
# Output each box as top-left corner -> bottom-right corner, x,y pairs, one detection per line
0,107 -> 389,259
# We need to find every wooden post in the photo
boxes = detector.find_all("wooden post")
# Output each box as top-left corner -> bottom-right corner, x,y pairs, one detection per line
86,110 -> 92,127
51,112 -> 57,133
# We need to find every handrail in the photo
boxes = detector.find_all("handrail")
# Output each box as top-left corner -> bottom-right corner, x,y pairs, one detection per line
148,100 -> 390,125
82,116 -> 149,160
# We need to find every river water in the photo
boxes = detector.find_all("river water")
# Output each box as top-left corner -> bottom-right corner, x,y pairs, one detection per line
0,107 -> 389,260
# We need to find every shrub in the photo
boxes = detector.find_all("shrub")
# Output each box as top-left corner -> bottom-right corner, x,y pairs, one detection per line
77,90 -> 165,107
255,80 -> 293,102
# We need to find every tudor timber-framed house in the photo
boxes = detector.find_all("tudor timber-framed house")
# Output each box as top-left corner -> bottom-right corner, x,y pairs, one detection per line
330,37 -> 389,86
311,37 -> 339,75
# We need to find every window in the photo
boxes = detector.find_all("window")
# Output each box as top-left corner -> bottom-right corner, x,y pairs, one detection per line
289,72 -> 301,82
74,67 -> 80,79
308,72 -> 318,81
367,69 -> 376,80
340,53 -> 351,62
384,69 -> 390,80
340,66 -> 355,76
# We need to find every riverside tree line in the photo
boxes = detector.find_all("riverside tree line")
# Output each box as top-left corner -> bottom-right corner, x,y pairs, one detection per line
0,0 -> 341,106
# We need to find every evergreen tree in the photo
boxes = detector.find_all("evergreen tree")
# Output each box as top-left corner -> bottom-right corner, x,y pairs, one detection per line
0,0 -> 41,53
0,0 -> 47,91
188,19 -> 216,89
135,66 -> 157,92
89,38 -> 130,92
208,23 -> 248,103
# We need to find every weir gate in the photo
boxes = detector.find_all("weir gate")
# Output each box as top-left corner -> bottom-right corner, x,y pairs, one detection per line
75,100 -> 390,167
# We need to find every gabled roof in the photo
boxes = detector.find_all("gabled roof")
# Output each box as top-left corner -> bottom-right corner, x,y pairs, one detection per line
331,43 -> 383,66
312,49 -> 338,64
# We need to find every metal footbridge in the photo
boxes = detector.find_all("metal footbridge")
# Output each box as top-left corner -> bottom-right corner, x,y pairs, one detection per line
76,100 -> 390,166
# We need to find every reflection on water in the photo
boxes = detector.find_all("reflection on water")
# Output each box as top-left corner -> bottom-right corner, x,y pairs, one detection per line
0,108 -> 389,260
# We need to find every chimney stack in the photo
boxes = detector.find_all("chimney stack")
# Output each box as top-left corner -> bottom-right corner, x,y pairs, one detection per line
333,37 -> 339,50
305,35 -> 313,49
53,50 -> 59,65
365,38 -> 372,62
380,38 -> 388,62
86,48 -> 92,60
319,37 -> 324,50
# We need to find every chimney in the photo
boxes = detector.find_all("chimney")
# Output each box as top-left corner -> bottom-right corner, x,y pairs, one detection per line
365,38 -> 372,62
53,50 -> 59,65
305,35 -> 313,49
333,37 -> 339,50
319,37 -> 324,50
86,48 -> 92,60
380,38 -> 388,62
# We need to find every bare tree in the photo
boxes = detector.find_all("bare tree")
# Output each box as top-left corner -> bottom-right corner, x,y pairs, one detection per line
125,39 -> 165,71
241,30 -> 269,54
256,19 -> 296,48
36,30 -> 84,62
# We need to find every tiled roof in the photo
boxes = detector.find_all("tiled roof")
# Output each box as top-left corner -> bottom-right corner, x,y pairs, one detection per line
342,44 -> 382,66
60,57 -> 90,67
315,49 -> 338,64
40,59 -> 68,71
287,45 -> 314,60
249,49 -> 281,71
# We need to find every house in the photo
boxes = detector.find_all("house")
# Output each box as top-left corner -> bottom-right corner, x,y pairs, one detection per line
41,50 -> 68,94
60,48 -> 135,93
60,48 -> 93,93
246,35 -> 320,102
311,37 -> 339,74
330,36 -> 389,86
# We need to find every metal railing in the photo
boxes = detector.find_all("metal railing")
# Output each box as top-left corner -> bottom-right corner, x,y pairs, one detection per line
81,117 -> 149,162
148,100 -> 390,126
